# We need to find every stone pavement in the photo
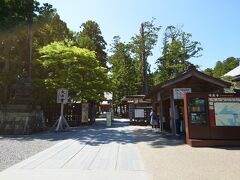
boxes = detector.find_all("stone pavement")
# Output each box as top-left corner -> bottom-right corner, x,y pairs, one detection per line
0,119 -> 148,180
1,119 -> 240,180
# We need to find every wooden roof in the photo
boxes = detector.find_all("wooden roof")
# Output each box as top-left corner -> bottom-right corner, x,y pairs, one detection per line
146,66 -> 231,98
121,95 -> 151,104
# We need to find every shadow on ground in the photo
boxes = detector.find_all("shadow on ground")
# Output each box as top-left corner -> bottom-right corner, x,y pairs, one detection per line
133,128 -> 185,148
0,119 -> 184,149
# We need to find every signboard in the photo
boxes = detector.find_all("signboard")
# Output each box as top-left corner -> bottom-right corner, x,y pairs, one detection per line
208,94 -> 240,126
57,88 -> 68,104
214,102 -> 240,126
106,112 -> 112,127
173,88 -> 191,99
134,109 -> 145,118
82,103 -> 89,123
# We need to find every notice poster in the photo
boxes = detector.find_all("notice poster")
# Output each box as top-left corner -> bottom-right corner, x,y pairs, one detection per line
214,102 -> 240,126
134,109 -> 145,118
189,98 -> 207,125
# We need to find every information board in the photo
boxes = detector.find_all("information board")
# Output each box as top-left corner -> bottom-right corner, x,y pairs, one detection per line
214,102 -> 240,126
134,109 -> 145,118
189,97 -> 207,125
208,95 -> 240,126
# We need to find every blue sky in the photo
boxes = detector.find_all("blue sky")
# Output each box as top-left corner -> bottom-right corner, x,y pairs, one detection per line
39,0 -> 240,72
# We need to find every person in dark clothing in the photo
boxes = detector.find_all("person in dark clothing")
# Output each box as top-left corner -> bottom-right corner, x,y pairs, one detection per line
150,109 -> 158,130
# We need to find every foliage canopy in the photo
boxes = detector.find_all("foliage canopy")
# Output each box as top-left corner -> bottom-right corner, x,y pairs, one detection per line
38,41 -> 109,103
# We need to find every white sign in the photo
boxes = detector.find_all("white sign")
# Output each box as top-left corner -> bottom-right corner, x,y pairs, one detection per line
134,109 -> 145,118
57,88 -> 68,104
173,88 -> 191,99
106,112 -> 112,127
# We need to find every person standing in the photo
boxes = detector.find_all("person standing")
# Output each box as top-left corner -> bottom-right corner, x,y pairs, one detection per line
150,109 -> 158,131
175,105 -> 180,136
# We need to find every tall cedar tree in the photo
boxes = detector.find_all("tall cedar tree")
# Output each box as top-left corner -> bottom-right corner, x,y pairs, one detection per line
78,20 -> 107,68
131,18 -> 160,94
155,25 -> 202,84
109,36 -> 138,106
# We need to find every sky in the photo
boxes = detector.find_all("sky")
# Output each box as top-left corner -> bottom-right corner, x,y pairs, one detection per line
38,0 -> 240,72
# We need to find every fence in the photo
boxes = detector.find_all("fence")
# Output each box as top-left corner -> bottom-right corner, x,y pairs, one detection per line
43,103 -> 82,127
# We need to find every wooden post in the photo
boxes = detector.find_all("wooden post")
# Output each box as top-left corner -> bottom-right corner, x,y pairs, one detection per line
159,99 -> 163,132
55,100 -> 70,131
170,91 -> 176,135
54,89 -> 70,131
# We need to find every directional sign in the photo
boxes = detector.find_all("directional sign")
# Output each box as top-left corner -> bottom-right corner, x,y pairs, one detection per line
57,88 -> 68,104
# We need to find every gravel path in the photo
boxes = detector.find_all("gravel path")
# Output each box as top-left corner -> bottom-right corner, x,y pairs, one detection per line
135,126 -> 240,180
0,129 -> 82,171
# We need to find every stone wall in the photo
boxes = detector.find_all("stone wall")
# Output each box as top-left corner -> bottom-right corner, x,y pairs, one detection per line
0,107 -> 45,135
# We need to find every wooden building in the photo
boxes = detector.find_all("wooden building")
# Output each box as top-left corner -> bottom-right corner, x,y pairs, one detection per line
145,66 -> 231,137
121,95 -> 152,125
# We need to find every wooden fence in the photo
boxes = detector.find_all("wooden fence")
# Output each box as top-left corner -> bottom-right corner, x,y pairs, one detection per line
43,103 -> 82,127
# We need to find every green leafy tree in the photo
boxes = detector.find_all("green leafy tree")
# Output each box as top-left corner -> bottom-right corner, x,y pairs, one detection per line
203,68 -> 214,76
73,33 -> 96,52
77,20 -> 107,68
109,36 -> 138,106
33,3 -> 70,49
155,25 -> 202,83
212,61 -> 223,78
131,18 -> 161,94
31,3 -> 71,104
38,41 -> 109,103
0,1 -> 71,104
213,57 -> 240,77
203,57 -> 240,78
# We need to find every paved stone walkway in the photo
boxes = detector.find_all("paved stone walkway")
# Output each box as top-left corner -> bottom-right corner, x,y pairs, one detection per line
2,119 -> 240,180
0,119 -> 148,180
